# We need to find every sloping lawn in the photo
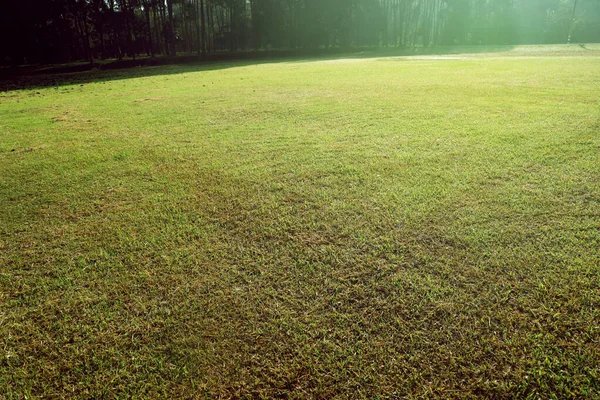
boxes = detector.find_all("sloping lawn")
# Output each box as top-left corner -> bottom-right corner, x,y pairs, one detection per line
1,45 -> 599,398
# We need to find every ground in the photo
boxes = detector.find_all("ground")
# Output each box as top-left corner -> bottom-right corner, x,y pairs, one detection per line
1,44 -> 599,398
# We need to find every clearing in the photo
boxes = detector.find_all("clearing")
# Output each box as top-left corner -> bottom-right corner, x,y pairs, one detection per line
1,45 -> 599,398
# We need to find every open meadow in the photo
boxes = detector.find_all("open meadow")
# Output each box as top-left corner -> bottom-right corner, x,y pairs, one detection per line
1,45 -> 599,398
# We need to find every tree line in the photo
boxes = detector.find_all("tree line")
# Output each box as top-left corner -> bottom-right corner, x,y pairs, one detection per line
2,0 -> 599,65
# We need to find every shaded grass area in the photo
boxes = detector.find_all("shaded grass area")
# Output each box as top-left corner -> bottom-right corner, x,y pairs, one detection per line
1,44 -> 519,82
3,44 -> 598,93
1,45 -> 599,398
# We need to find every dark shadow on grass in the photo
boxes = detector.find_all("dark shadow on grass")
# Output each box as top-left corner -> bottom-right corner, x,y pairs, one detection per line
0,45 -> 517,92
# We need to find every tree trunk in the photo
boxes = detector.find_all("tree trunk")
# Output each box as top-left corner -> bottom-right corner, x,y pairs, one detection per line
200,0 -> 207,54
167,0 -> 176,56
145,3 -> 154,56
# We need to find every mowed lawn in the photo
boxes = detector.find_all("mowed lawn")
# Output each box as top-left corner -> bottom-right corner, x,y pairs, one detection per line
1,45 -> 599,398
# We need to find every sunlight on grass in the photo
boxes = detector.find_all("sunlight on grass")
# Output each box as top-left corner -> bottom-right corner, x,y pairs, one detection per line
1,45 -> 599,398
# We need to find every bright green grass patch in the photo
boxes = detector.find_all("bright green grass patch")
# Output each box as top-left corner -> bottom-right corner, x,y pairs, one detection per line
1,45 -> 599,398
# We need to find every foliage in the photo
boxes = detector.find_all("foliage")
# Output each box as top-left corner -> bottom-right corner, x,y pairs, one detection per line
1,0 -> 600,64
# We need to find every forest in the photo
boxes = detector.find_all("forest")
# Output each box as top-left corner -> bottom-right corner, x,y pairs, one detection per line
2,0 -> 600,65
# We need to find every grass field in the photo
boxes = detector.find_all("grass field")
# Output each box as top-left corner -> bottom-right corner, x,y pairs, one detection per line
1,44 -> 599,398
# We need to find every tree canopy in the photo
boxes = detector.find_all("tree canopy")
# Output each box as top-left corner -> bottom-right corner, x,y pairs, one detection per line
2,0 -> 599,64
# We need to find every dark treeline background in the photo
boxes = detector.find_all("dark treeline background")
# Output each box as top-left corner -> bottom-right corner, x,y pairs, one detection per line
2,0 -> 599,65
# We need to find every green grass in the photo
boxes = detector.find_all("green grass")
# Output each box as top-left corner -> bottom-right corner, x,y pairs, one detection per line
1,44 -> 599,398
